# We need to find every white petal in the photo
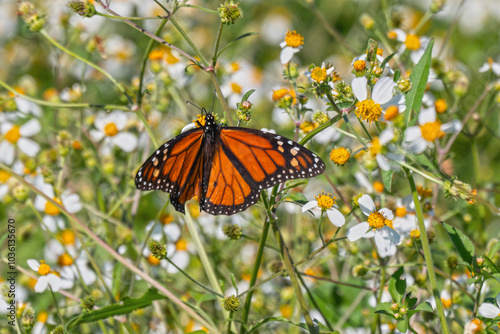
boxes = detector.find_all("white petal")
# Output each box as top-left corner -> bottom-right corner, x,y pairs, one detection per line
34,277 -> 48,292
17,138 -> 40,157
110,110 -> 128,130
393,29 -> 407,42
15,98 -> 42,117
27,259 -> 40,271
280,47 -> 295,64
358,195 -> 376,216
0,185 -> 8,200
355,171 -> 373,193
62,193 -> 82,213
380,225 -> 401,245
478,303 -> 500,318
89,129 -> 105,142
0,142 -> 14,165
42,215 -> 58,233
410,49 -> 426,64
441,120 -> 462,133
403,138 -> 428,154
94,112 -> 110,131
326,208 -> 345,227
374,231 -> 392,256
379,128 -> 394,145
112,132 -> 138,152
19,119 -> 41,137
46,274 -> 61,291
347,222 -> 370,241
478,63 -> 490,73
404,126 -> 423,142
379,208 -> 394,220
372,77 -> 395,105
376,154 -> 392,171
352,77 -> 368,101
492,63 -> 500,76
164,224 -> 181,242
181,123 -> 197,133
418,107 -> 436,125
302,200 -> 318,212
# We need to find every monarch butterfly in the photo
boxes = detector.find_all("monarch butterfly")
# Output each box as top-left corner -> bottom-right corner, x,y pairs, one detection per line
135,111 -> 325,215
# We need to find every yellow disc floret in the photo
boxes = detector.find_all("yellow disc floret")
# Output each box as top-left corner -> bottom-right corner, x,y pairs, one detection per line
5,125 -> 21,143
57,253 -> 74,266
353,60 -> 367,71
176,239 -> 188,251
356,100 -> 383,123
395,206 -> 407,217
434,98 -> 447,113
45,197 -> 63,216
405,34 -> 421,51
60,229 -> 76,245
38,261 -> 51,276
330,147 -> 351,165
367,212 -> 391,229
314,192 -> 336,210
310,67 -> 327,83
0,170 -> 11,183
104,123 -> 119,137
420,121 -> 445,142
384,105 -> 399,121
284,30 -> 304,48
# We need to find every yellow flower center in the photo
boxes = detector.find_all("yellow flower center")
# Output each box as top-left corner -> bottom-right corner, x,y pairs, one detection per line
395,206 -> 407,217
165,49 -> 180,64
5,125 -> 21,143
60,229 -> 76,245
387,30 -> 398,40
230,62 -> 240,72
147,254 -> 161,266
405,34 -> 421,51
441,297 -> 452,309
373,181 -> 384,193
369,137 -> 382,157
37,311 -> 48,323
353,60 -> 367,71
159,213 -> 173,225
367,212 -> 390,229
314,192 -> 336,210
284,30 -> 304,48
377,48 -> 384,56
193,114 -> 206,127
416,185 -> 432,198
148,49 -> 164,61
488,57 -> 494,66
299,121 -> 318,133
0,170 -> 11,183
329,147 -> 350,165
310,67 -> 327,83
72,140 -> 82,150
176,239 -> 188,251
45,197 -> 63,216
43,88 -> 58,101
104,122 -> 119,137
280,304 -> 292,318
420,121 -> 445,142
384,105 -> 399,121
272,88 -> 288,101
57,253 -> 74,266
434,98 -> 447,113
230,82 -> 242,94
37,261 -> 51,276
356,100 -> 382,123
410,229 -> 420,238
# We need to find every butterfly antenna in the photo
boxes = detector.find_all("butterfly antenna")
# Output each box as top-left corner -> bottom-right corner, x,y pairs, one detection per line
186,100 -> 203,112
210,89 -> 217,113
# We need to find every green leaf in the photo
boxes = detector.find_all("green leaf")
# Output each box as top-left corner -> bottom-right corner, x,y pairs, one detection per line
396,319 -> 409,333
441,222 -> 474,264
388,267 -> 406,303
217,32 -> 258,58
415,301 -> 434,312
380,52 -> 397,70
382,170 -> 394,193
484,255 -> 500,274
241,89 -> 255,103
67,288 -> 167,329
404,39 -> 434,128
111,262 -> 123,299
488,240 -> 500,259
285,192 -> 309,205
407,297 -> 417,309
374,302 -> 395,318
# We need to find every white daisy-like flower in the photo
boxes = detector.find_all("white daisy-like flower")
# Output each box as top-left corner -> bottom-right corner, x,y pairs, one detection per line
352,76 -> 396,123
90,110 -> 138,153
478,293 -> 500,318
27,259 -> 61,293
479,58 -> 500,76
369,128 -> 404,171
221,60 -> 262,107
279,30 -> 304,64
382,94 -> 406,122
302,192 -> 345,227
145,213 -> 181,242
352,51 -> 393,74
306,62 -> 335,84
403,107 -> 462,154
33,178 -> 82,233
60,83 -> 85,103
347,195 -> 401,257
0,119 -> 41,165
391,29 -> 431,64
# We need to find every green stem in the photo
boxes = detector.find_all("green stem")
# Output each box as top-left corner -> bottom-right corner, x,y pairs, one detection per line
209,72 -> 233,124
405,169 -> 449,334
96,13 -> 170,20
240,217 -> 271,334
179,3 -> 219,14
299,114 -> 343,145
169,16 -> 210,67
40,30 -> 130,102
211,21 -> 224,67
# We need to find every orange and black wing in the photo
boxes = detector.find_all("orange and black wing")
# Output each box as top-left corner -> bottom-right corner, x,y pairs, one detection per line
135,128 -> 204,214
200,128 -> 325,215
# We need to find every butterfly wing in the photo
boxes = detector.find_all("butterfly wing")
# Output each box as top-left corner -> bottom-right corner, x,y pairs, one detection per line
135,127 -> 205,214
200,127 -> 325,215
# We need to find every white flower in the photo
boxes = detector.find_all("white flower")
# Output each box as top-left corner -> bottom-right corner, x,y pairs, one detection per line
145,215 -> 181,242
369,128 -> 404,171
27,260 -> 61,293
347,195 -> 401,257
90,110 -> 138,153
352,76 -> 396,123
302,192 -> 345,227
403,107 -> 462,154
33,178 -> 82,232
221,60 -> 263,107
392,29 -> 431,64
0,119 -> 41,165
279,30 -> 304,64
479,58 -> 500,76
478,293 -> 500,318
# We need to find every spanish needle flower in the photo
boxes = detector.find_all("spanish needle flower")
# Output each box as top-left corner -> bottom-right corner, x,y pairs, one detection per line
279,30 -> 304,64
352,76 -> 396,123
27,260 -> 61,293
0,119 -> 41,165
302,192 -> 345,227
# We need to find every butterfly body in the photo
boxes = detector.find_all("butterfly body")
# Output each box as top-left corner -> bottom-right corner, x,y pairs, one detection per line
135,112 -> 325,215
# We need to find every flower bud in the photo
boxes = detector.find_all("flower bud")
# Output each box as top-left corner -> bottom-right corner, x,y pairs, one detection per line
218,1 -> 243,25
222,224 -> 242,240
223,295 -> 240,311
